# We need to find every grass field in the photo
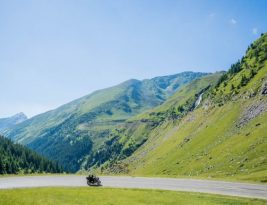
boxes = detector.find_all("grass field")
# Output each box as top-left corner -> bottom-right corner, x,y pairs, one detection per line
119,94 -> 267,183
0,187 -> 266,205
101,67 -> 267,183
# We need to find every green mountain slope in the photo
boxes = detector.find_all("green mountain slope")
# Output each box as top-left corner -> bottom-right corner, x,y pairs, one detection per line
0,135 -> 62,174
84,72 -> 223,171
5,72 -> 206,172
99,33 -> 267,183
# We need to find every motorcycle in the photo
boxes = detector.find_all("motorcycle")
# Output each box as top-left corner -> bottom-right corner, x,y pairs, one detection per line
86,175 -> 102,186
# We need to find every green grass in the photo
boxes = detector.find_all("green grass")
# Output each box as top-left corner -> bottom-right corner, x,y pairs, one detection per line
107,76 -> 267,182
0,187 -> 266,205
102,34 -> 267,182
121,97 -> 267,183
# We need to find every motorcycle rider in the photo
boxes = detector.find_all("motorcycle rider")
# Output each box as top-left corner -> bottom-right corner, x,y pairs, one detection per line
88,174 -> 94,183
87,174 -> 102,186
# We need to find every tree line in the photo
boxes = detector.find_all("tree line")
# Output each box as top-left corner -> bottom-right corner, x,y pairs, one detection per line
0,135 -> 63,174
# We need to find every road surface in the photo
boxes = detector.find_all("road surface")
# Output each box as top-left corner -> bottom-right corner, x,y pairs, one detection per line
0,176 -> 266,200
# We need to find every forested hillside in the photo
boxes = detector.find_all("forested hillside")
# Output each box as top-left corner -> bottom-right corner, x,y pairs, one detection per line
0,135 -> 62,174
5,72 -> 206,172
97,33 -> 267,183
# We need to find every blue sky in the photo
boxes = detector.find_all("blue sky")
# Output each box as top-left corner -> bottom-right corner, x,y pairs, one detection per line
0,0 -> 267,118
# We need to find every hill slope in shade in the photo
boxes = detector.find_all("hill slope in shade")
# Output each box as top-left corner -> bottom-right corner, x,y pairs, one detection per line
5,72 -> 207,172
0,135 -> 62,174
98,33 -> 267,183
0,113 -> 27,132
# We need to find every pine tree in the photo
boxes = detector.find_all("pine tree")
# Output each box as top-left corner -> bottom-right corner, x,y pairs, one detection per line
0,135 -> 63,174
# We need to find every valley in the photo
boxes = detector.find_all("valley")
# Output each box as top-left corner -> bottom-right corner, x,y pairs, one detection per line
3,72 -> 207,172
1,1 -> 267,204
2,34 -> 267,183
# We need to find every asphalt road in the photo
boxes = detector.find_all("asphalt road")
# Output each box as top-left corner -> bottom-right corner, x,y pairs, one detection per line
0,176 -> 266,200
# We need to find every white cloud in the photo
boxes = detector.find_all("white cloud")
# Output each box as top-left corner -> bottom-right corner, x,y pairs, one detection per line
252,27 -> 258,35
230,18 -> 237,25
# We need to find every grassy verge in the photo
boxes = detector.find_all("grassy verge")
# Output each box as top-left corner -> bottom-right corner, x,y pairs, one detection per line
0,187 -> 266,205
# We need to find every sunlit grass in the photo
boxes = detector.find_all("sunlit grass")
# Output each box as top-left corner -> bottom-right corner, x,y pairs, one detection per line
0,187 -> 266,205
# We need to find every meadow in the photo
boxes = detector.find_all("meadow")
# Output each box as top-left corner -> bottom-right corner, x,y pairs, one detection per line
0,187 -> 266,205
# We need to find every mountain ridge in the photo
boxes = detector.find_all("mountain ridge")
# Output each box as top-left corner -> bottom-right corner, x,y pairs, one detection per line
97,33 -> 267,183
5,71 -> 207,172
0,112 -> 28,132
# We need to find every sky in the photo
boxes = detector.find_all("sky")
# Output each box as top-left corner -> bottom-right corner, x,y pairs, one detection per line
0,0 -> 267,118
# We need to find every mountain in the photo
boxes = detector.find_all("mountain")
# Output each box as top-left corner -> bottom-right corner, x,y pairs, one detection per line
98,33 -> 267,183
5,72 -> 207,172
0,112 -> 27,132
86,72 -> 223,171
0,135 -> 62,174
